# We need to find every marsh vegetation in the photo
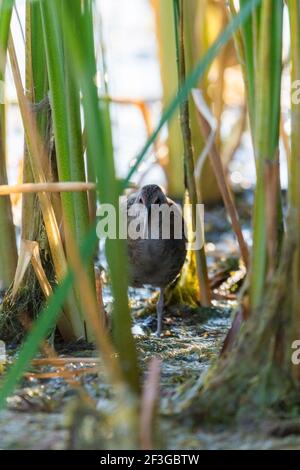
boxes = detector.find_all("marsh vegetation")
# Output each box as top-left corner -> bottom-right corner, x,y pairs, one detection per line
0,0 -> 300,450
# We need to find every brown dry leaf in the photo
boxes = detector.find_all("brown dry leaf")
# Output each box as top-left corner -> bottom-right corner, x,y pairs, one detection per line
12,240 -> 37,299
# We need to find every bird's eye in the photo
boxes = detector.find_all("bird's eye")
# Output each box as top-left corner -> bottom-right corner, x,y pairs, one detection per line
139,197 -> 143,204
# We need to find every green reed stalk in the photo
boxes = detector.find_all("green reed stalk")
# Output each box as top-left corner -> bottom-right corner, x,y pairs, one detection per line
152,0 -> 184,199
19,1 -> 75,342
238,0 -> 258,129
250,0 -> 283,309
288,0 -> 300,378
61,0 -> 92,260
0,0 -> 17,288
58,0 -> 140,393
61,0 -> 96,337
22,1 -> 47,241
183,0 -> 222,204
288,1 -> 300,216
230,1 -> 283,309
39,0 -> 77,243
173,0 -> 211,306
40,0 -> 97,338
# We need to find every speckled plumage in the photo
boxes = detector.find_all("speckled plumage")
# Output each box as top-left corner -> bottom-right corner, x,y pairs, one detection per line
126,184 -> 186,335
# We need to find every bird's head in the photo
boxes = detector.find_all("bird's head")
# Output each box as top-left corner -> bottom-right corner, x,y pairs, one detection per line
136,184 -> 167,213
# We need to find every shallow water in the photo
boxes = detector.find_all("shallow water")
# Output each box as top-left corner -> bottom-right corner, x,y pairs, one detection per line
1,294 -> 300,450
0,298 -> 231,449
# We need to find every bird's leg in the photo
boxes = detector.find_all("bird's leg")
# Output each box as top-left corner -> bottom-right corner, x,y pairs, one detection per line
155,287 -> 164,337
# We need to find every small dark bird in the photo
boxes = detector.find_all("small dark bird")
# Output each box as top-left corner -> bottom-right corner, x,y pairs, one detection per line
127,184 -> 187,336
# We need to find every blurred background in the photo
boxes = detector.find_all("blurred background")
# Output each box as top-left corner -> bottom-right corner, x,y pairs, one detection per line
6,0 -> 290,231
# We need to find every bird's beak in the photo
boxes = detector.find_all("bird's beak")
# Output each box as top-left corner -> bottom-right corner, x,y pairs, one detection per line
146,202 -> 152,215
142,206 -> 149,239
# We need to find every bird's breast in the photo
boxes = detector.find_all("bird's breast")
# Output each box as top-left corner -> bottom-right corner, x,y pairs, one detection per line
127,237 -> 186,288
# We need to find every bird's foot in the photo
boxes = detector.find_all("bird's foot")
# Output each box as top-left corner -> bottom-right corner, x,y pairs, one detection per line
153,328 -> 162,338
